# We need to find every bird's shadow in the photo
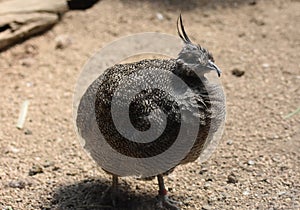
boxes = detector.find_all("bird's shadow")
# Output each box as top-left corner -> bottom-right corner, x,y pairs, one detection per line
49,178 -> 179,210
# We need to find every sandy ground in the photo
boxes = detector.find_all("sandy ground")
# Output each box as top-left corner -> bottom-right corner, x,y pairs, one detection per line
0,0 -> 299,209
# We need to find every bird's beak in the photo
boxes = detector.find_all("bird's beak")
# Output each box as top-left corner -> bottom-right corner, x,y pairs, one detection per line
207,60 -> 222,77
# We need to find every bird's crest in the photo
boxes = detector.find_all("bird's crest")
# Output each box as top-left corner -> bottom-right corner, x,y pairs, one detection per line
177,14 -> 215,62
177,14 -> 191,44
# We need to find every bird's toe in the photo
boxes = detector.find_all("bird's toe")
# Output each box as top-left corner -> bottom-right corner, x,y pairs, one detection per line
156,195 -> 181,210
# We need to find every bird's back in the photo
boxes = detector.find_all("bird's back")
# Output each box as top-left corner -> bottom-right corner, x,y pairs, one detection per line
94,58 -> 225,170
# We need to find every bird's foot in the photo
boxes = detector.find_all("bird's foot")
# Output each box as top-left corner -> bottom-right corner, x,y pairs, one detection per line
156,194 -> 181,210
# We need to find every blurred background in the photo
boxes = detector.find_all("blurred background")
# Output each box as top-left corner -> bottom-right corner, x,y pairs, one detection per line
0,0 -> 299,209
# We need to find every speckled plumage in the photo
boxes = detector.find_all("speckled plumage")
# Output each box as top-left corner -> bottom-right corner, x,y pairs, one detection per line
94,57 -> 225,174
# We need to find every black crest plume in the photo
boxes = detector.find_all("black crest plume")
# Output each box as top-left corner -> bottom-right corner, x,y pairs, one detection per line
177,14 -> 191,44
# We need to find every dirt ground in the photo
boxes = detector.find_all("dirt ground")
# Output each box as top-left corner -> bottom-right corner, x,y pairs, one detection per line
0,0 -> 299,209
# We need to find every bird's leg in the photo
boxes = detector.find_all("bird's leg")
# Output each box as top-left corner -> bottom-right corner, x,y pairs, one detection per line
156,174 -> 181,210
100,174 -> 119,206
111,174 -> 118,206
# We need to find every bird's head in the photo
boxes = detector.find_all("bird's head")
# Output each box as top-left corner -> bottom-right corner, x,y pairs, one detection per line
176,15 -> 221,77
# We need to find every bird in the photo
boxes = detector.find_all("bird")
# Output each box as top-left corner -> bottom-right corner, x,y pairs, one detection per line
76,14 -> 225,210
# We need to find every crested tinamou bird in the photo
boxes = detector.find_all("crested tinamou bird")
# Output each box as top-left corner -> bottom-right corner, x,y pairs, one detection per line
76,15 -> 225,210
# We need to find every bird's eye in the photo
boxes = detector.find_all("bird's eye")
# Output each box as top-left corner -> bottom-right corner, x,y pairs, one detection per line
208,53 -> 214,62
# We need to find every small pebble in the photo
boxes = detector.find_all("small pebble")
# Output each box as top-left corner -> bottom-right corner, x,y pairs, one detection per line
202,205 -> 212,210
6,146 -> 20,154
208,195 -> 217,203
262,63 -> 270,68
43,160 -> 55,168
55,137 -> 63,143
280,166 -> 289,171
262,178 -> 271,184
41,206 -> 51,210
55,34 -> 72,49
220,193 -> 227,200
243,190 -> 250,195
26,82 -> 33,87
20,58 -> 35,67
8,180 -> 26,189
203,183 -> 210,190
199,168 -> 208,174
66,172 -> 77,176
278,191 -> 286,196
271,156 -> 280,162
52,166 -> 60,171
248,160 -> 255,165
250,18 -> 265,26
232,68 -> 245,77
16,198 -> 22,202
24,44 -> 38,55
205,177 -> 213,182
285,197 -> 292,202
227,172 -> 238,184
156,13 -> 164,21
29,165 -> 43,176
227,139 -> 233,145
24,129 -> 32,135
238,32 -> 246,37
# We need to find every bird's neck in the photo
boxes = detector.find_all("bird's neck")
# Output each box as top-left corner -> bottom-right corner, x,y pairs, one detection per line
173,62 -> 208,87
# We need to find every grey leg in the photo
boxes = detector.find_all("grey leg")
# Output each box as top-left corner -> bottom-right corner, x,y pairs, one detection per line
111,175 -> 118,206
157,174 -> 180,210
100,175 -> 119,207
